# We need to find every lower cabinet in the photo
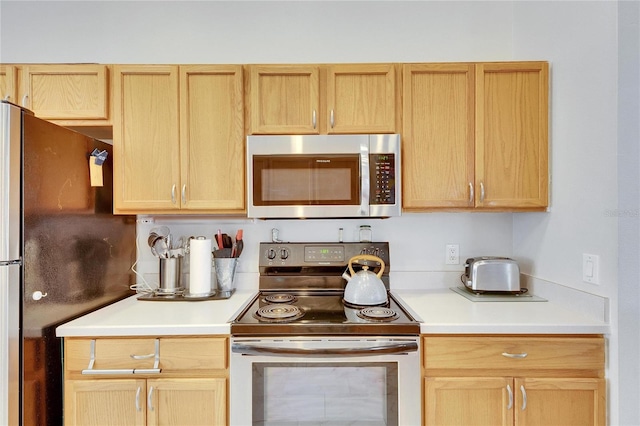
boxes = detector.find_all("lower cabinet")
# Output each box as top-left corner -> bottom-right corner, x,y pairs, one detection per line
65,377 -> 226,426
422,335 -> 606,426
63,336 -> 228,426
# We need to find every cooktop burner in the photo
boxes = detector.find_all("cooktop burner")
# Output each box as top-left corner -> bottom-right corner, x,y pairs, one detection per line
357,306 -> 399,322
253,304 -> 304,322
263,293 -> 297,304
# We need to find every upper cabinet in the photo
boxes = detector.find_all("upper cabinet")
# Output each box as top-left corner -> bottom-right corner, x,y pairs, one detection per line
0,65 -> 18,103
248,65 -> 320,134
403,61 -> 549,211
21,64 -> 109,121
247,63 -> 398,135
113,65 -> 180,212
326,64 -> 398,134
113,64 -> 245,214
476,62 -> 549,209
402,63 -> 476,209
179,65 -> 245,212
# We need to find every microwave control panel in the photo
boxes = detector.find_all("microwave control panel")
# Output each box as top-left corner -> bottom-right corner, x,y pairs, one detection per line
369,153 -> 396,205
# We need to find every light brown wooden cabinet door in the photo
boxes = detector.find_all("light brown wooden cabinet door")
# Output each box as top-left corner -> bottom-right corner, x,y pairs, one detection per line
424,376 -> 605,426
179,65 -> 245,212
113,65 -> 180,212
402,63 -> 475,209
248,65 -> 320,134
146,378 -> 227,426
326,64 -> 397,134
21,64 -> 110,121
424,376 -> 513,426
476,62 -> 549,209
514,378 -> 605,426
64,379 -> 146,426
0,65 -> 18,103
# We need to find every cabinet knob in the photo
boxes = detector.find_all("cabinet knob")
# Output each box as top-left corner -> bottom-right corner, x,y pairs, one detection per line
480,182 -> 485,203
330,109 -> 335,128
468,182 -> 474,204
171,184 -> 177,204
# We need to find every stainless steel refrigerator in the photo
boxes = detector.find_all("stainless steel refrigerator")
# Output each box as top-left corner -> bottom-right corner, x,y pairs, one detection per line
0,101 -> 136,425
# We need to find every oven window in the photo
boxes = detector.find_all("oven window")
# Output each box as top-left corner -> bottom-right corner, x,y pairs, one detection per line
253,155 -> 360,206
252,362 -> 398,426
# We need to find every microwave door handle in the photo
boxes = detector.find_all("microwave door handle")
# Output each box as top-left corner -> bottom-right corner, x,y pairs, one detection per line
360,143 -> 370,216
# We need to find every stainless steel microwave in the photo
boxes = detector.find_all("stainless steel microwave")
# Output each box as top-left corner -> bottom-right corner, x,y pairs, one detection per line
247,134 -> 401,218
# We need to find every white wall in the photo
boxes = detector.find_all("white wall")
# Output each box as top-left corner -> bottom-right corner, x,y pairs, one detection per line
616,1 -> 640,425
2,1 -> 634,424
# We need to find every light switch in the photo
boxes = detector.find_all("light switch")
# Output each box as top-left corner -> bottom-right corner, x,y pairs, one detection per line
582,254 -> 600,284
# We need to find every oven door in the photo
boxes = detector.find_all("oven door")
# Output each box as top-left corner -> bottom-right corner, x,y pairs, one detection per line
230,336 -> 420,426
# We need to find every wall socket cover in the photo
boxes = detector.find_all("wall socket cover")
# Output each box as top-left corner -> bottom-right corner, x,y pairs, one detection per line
446,244 -> 459,265
582,253 -> 599,284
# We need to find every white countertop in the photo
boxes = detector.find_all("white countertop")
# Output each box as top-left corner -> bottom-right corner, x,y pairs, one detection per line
56,290 -> 256,337
394,288 -> 609,334
56,287 -> 609,338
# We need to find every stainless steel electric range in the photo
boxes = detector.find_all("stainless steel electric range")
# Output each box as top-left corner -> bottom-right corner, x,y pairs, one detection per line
230,242 -> 421,426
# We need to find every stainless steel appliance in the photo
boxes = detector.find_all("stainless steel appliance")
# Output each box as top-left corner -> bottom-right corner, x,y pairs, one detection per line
0,101 -> 135,425
246,134 -> 401,218
230,242 -> 420,425
462,256 -> 522,293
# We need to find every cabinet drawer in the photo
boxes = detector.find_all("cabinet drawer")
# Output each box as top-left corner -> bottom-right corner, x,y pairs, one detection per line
423,335 -> 604,372
65,336 -> 228,374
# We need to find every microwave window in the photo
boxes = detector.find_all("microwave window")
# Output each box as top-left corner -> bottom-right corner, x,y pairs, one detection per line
253,155 -> 360,206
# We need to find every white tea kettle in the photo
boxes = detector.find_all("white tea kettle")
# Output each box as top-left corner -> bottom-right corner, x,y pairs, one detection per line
343,254 -> 388,306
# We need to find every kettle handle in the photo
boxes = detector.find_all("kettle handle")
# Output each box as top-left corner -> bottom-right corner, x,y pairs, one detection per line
348,255 -> 385,278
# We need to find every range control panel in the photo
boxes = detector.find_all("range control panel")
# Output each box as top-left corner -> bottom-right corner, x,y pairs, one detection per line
259,242 -> 390,268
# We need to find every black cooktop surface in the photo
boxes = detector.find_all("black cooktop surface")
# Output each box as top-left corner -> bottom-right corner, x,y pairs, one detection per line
230,290 -> 420,336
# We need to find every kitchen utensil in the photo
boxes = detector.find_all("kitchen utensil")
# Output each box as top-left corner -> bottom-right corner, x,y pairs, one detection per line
232,229 -> 243,257
148,226 -> 171,258
343,254 -> 388,306
216,229 -> 223,250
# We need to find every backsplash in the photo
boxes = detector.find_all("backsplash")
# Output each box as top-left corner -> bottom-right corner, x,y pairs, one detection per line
133,213 -> 514,291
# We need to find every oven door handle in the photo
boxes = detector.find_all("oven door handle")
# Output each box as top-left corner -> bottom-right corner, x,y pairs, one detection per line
232,341 -> 418,357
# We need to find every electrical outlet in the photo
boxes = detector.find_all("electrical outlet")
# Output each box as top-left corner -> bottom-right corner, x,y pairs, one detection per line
446,244 -> 459,265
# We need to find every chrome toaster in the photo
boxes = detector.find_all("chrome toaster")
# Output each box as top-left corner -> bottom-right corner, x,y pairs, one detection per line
463,257 -> 521,293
